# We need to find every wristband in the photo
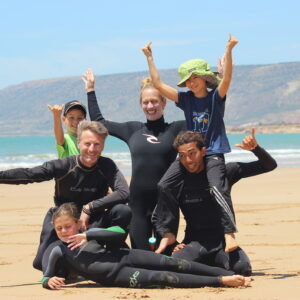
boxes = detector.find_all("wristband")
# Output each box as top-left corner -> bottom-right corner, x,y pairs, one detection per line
41,277 -> 50,284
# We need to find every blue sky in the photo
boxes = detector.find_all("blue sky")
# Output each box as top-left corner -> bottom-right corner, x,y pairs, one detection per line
0,0 -> 299,89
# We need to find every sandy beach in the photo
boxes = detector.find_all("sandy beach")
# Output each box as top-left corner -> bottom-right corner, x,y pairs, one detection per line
0,167 -> 300,300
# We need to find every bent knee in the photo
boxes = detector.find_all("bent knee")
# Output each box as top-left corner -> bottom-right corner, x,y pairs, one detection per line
232,261 -> 252,276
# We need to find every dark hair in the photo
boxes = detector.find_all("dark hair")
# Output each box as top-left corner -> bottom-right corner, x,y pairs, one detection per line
77,120 -> 108,141
173,131 -> 205,150
52,203 -> 80,224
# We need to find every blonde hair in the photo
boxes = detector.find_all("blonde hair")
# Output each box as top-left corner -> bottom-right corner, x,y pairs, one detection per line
139,77 -> 166,104
77,120 -> 108,141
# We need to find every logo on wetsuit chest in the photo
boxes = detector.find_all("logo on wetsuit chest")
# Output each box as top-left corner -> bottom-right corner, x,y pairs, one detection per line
129,271 -> 140,287
142,134 -> 160,144
70,187 -> 97,192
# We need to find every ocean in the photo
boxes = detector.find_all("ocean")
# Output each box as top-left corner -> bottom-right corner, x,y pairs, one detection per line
0,134 -> 300,176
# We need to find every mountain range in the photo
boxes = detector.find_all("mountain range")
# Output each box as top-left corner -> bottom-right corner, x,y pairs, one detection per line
0,62 -> 299,136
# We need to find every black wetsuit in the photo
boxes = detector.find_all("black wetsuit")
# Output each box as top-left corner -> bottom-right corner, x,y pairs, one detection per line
87,91 -> 186,249
42,226 -> 235,289
0,155 -> 131,270
153,146 -> 277,275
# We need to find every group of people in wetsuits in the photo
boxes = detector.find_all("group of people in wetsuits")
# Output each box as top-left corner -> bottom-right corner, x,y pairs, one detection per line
0,34 -> 277,290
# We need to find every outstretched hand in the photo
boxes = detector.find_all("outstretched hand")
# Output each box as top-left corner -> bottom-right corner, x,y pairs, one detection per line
67,233 -> 87,250
227,33 -> 238,50
47,104 -> 64,116
82,68 -> 95,92
141,42 -> 153,58
235,128 -> 258,151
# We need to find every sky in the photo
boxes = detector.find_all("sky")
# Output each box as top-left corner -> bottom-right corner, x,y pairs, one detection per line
0,0 -> 299,89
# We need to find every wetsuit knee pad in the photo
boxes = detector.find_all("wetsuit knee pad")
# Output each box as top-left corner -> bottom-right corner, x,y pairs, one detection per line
162,256 -> 191,272
151,271 -> 179,285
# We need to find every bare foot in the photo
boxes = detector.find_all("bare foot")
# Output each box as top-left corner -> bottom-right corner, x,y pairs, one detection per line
225,233 -> 239,252
221,275 -> 251,287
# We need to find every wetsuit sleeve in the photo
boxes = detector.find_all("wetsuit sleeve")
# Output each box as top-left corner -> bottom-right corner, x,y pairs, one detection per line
42,246 -> 64,289
0,159 -> 64,184
86,226 -> 126,244
226,145 -> 277,187
89,159 -> 129,213
152,183 -> 180,237
87,91 -> 140,142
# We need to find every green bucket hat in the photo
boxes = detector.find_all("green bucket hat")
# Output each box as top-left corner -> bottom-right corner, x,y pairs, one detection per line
177,58 -> 220,89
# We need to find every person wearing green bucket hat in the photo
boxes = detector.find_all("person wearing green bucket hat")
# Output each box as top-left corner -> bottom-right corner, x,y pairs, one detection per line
177,58 -> 221,89
142,34 -> 239,254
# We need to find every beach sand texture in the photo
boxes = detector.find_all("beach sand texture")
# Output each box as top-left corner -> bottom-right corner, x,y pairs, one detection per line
0,167 -> 300,300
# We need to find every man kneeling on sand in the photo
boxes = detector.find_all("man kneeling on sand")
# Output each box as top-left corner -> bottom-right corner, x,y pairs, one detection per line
152,128 -> 277,276
0,120 -> 131,272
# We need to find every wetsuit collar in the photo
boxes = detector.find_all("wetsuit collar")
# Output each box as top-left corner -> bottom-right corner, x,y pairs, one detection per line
77,155 -> 100,171
146,116 -> 165,129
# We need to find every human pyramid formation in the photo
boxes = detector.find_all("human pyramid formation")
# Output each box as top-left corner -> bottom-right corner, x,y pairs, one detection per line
0,34 -> 277,290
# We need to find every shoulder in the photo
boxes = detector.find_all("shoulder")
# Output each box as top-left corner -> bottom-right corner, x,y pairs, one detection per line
45,156 -> 77,173
128,121 -> 144,128
97,156 -> 117,169
169,120 -> 187,131
177,91 -> 195,108
116,120 -> 144,132
178,90 -> 194,100
211,88 -> 226,101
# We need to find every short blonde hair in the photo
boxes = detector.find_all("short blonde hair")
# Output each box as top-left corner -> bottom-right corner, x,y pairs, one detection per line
77,120 -> 108,141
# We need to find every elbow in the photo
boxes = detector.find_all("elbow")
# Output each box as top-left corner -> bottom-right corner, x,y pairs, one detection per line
270,159 -> 278,171
57,139 -> 64,146
119,188 -> 130,203
151,78 -> 163,90
264,159 -> 278,172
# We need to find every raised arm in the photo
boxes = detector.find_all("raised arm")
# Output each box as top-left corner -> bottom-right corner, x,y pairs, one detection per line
141,42 -> 179,103
226,128 -> 277,186
217,34 -> 238,99
82,68 -> 137,142
47,104 -> 65,146
82,68 -> 95,93
235,127 -> 258,151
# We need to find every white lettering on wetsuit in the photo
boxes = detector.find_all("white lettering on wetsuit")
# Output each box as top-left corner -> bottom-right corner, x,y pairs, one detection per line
70,187 -> 97,192
142,134 -> 160,144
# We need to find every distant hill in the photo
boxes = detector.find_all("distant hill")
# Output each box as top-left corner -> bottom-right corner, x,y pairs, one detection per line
0,62 -> 299,136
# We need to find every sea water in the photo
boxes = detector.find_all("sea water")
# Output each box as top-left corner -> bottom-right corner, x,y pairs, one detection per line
0,134 -> 300,175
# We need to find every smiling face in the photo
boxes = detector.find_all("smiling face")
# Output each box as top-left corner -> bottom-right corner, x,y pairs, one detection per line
185,74 -> 207,97
62,108 -> 86,136
178,141 -> 206,173
77,129 -> 105,167
54,215 -> 81,243
140,88 -> 166,121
